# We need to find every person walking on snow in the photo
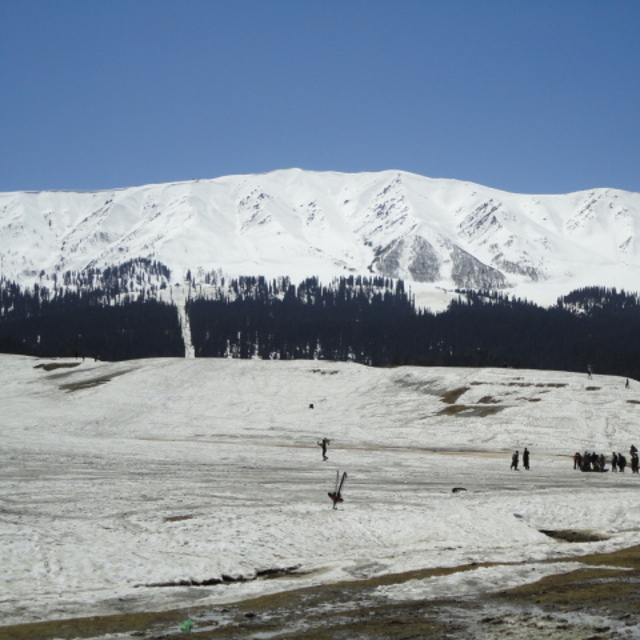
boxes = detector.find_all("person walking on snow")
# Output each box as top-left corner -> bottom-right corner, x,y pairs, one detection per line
510,450 -> 519,470
318,437 -> 330,461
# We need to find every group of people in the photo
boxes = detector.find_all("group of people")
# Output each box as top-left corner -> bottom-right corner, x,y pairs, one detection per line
510,446 -> 640,473
510,447 -> 530,470
573,445 -> 639,473
573,451 -> 607,472
612,445 -> 639,473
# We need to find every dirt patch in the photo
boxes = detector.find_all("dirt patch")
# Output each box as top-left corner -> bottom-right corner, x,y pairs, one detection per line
34,362 -> 81,372
539,529 -> 609,543
163,514 -> 194,523
438,404 -> 505,417
60,377 -> 112,392
59,368 -> 134,392
142,565 -> 302,588
496,544 -> 640,618
585,386 -> 601,391
472,381 -> 567,389
5,546 -> 640,639
440,386 -> 470,404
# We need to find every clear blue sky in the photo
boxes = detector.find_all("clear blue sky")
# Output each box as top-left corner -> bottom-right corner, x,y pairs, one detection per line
1,0 -> 639,194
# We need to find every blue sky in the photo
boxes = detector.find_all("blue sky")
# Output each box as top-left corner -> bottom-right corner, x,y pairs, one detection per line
1,0 -> 639,194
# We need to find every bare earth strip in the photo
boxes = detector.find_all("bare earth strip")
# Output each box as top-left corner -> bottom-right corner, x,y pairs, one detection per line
3,543 -> 640,640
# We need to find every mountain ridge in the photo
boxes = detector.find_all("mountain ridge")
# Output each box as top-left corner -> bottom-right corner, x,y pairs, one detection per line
2,168 -> 639,307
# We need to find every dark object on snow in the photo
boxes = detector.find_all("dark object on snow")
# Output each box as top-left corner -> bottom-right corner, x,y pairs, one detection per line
318,437 -> 330,461
618,453 -> 627,472
580,450 -> 608,472
573,452 -> 583,470
452,487 -> 467,493
510,450 -> 519,470
523,447 -> 530,470
309,403 -> 314,409
328,470 -> 347,509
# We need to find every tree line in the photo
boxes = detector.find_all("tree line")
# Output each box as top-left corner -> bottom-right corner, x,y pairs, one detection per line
0,276 -> 183,360
1,266 -> 640,381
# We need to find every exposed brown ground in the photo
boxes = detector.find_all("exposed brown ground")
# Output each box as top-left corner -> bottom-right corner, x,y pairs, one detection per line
4,542 -> 640,640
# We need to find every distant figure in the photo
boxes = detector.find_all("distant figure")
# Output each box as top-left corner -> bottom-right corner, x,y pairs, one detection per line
632,453 -> 639,474
328,471 -> 347,509
318,437 -> 330,461
573,452 -> 582,470
587,365 -> 593,379
618,453 -> 627,472
611,452 -> 618,472
626,378 -> 630,389
510,450 -> 519,470
523,447 -> 530,470
328,489 -> 343,508
630,444 -> 638,457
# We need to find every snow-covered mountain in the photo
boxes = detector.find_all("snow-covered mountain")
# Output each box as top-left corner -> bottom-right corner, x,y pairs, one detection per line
2,168 -> 639,306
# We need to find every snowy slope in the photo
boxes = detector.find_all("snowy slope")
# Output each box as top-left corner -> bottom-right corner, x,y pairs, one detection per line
1,169 -> 640,306
2,354 -> 640,625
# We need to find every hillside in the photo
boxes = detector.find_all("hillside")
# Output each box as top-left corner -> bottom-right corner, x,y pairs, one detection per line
2,354 -> 640,629
2,169 -> 640,306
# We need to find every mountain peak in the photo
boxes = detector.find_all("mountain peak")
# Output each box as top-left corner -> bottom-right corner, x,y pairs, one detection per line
1,169 -> 639,306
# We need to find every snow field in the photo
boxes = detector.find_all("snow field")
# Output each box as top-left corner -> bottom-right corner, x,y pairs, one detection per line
2,355 -> 640,625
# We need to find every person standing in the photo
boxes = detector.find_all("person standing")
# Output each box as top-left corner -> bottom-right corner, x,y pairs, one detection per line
318,437 -> 330,461
573,452 -> 582,470
523,447 -> 530,470
510,450 -> 519,470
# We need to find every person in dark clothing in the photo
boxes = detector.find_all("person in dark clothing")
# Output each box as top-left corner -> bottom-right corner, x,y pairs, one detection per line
328,471 -> 347,509
523,447 -> 530,470
510,450 -> 519,470
573,452 -> 582,470
318,438 -> 330,461
618,453 -> 627,472
611,452 -> 618,472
